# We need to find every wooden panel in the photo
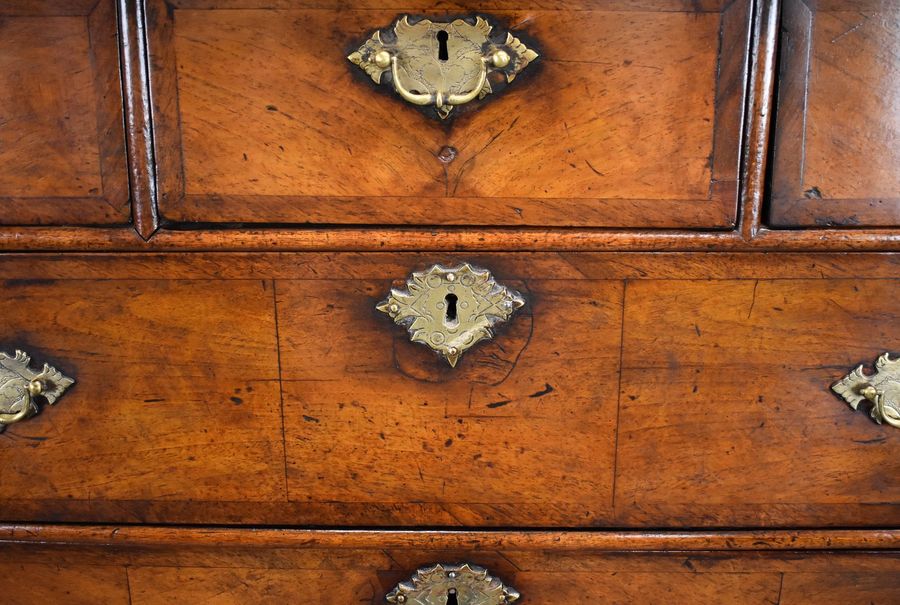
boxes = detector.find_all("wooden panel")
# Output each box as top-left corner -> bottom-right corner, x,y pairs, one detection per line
129,568 -> 781,604
1,527 -> 898,605
0,563 -> 129,605
277,278 -> 623,525
169,1 -> 731,9
0,255 -> 897,527
616,279 -> 900,526
129,569 -> 380,604
770,0 -> 900,227
147,0 -> 749,227
0,0 -> 129,225
781,572 -> 900,605
0,280 -> 285,519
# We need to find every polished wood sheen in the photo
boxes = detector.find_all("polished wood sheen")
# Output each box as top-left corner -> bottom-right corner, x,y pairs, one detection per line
0,526 -> 897,605
0,0 -> 129,225
0,253 -> 896,526
1,1 -> 898,599
770,0 -> 900,227
0,280 -> 286,515
146,0 -> 750,228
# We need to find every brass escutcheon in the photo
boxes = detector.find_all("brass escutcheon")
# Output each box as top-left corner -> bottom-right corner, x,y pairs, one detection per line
348,15 -> 539,119
386,563 -> 520,604
377,263 -> 525,367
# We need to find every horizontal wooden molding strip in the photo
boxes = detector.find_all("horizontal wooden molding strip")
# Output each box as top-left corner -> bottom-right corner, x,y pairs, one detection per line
1,526 -> 897,551
1,227 -> 900,252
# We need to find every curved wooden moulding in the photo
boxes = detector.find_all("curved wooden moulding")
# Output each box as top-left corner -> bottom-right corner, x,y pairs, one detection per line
2,526 -> 898,552
1,526 -> 898,604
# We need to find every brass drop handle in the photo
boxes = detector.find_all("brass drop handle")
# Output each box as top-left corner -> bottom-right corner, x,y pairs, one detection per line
390,54 -> 489,109
386,563 -> 519,604
860,383 -> 900,428
0,350 -> 74,431
0,380 -> 42,426
833,353 -> 900,428
349,16 -> 538,120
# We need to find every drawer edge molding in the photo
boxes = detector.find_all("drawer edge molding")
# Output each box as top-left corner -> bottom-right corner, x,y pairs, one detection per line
1,526 -> 897,552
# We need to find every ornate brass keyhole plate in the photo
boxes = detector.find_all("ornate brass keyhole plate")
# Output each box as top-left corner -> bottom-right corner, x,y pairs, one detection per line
348,15 -> 539,119
377,263 -> 525,367
386,563 -> 520,604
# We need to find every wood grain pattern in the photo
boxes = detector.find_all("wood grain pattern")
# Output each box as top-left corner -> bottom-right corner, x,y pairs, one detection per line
740,0 -> 779,239
0,254 -> 897,526
780,572 -> 900,605
770,0 -> 900,227
128,567 -> 783,604
0,280 -> 285,517
0,563 -> 129,605
277,278 -> 623,525
5,526 -> 899,551
4,225 -> 900,252
147,0 -> 749,228
617,279 -> 900,526
119,0 -> 160,239
0,0 -> 129,225
0,526 -> 898,605
169,0 -> 732,9
1,251 -> 900,282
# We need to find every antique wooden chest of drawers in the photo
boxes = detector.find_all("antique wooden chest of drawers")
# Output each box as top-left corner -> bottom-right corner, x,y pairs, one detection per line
0,0 -> 898,603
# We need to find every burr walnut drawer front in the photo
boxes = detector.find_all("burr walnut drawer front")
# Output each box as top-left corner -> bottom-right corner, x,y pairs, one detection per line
0,0 -> 129,225
145,0 -> 751,229
770,0 -> 900,228
0,254 -> 897,527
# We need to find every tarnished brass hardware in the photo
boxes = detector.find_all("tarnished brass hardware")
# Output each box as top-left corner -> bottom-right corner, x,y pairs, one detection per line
377,263 -> 525,367
348,15 -> 539,119
0,350 -> 74,431
386,563 -> 520,604
833,353 -> 900,428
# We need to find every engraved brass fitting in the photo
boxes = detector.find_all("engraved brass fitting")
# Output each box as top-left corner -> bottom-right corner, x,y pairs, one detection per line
833,353 -> 900,429
0,350 -> 74,431
348,16 -> 539,119
386,563 -> 520,604
377,263 -> 525,367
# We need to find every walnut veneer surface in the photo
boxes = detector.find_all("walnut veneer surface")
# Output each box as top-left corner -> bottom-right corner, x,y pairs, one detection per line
0,0 -> 897,603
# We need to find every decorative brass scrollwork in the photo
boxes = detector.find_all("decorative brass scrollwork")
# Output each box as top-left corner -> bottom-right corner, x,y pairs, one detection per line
386,563 -> 520,604
0,350 -> 74,431
833,353 -> 900,428
348,16 -> 539,119
377,263 -> 525,367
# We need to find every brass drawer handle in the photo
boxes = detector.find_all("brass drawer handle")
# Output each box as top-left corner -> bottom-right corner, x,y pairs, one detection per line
0,350 -> 74,431
387,563 -> 519,604
833,353 -> 900,428
377,263 -> 525,367
348,16 -> 539,119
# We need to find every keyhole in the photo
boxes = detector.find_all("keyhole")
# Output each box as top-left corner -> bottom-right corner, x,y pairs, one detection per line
447,588 -> 459,605
444,293 -> 459,326
437,30 -> 449,61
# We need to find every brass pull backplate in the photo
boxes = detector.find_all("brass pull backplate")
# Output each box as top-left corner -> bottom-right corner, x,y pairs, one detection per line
0,350 -> 74,431
833,352 -> 900,428
348,15 -> 538,119
386,563 -> 519,604
377,263 -> 525,367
